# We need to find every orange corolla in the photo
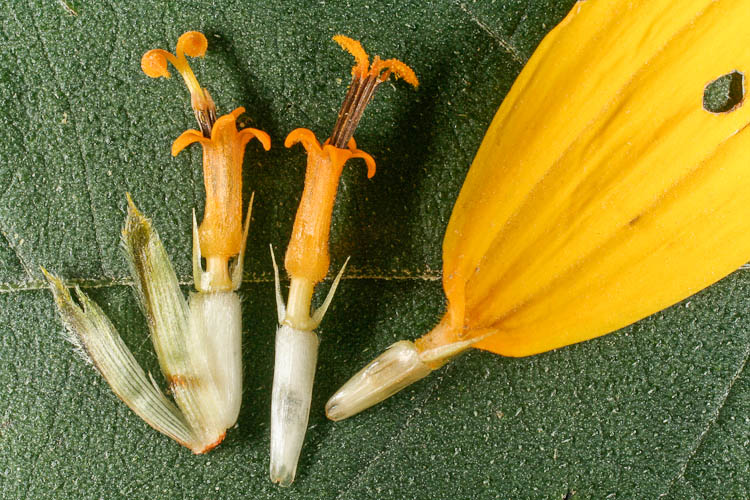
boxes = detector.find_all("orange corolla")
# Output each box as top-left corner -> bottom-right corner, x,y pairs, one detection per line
282,35 -> 418,294
283,129 -> 374,285
173,108 -> 270,288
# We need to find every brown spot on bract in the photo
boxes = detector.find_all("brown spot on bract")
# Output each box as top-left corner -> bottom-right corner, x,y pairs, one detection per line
196,432 -> 226,454
168,374 -> 199,388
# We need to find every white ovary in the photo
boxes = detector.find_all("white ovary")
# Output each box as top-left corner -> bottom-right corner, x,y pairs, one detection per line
325,340 -> 433,421
269,324 -> 319,487
189,291 -> 243,431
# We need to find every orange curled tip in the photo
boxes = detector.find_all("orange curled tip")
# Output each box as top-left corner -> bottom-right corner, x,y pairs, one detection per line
229,106 -> 246,119
344,137 -> 376,178
141,31 -> 207,81
285,128 -> 322,151
171,129 -> 207,156
333,35 -> 370,79
141,49 -> 172,79
230,107 -> 272,151
372,57 -> 419,88
176,31 -> 208,59
332,35 -> 418,88
241,127 -> 272,151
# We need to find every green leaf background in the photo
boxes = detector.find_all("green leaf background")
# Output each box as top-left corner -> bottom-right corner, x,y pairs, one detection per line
0,1 -> 747,498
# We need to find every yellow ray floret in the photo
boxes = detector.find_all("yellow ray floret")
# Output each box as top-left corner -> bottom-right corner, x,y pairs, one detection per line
325,0 -> 750,422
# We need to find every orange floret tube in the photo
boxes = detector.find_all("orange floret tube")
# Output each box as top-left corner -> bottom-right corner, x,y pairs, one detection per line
173,107 -> 271,261
270,36 -> 418,487
284,129 -> 374,284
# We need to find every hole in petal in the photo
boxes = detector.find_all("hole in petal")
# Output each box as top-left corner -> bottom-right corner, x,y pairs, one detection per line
703,71 -> 744,113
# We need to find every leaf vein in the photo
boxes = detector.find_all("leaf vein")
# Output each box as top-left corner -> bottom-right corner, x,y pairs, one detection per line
26,3 -> 109,279
507,0 -> 534,45
335,364 -> 454,500
453,0 -> 525,65
0,271 -> 444,293
657,281 -> 749,498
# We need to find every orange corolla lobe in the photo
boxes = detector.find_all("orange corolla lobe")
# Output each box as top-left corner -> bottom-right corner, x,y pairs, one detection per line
173,107 -> 271,259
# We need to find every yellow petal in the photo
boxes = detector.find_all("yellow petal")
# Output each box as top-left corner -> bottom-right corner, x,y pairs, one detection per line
442,0 -> 750,355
